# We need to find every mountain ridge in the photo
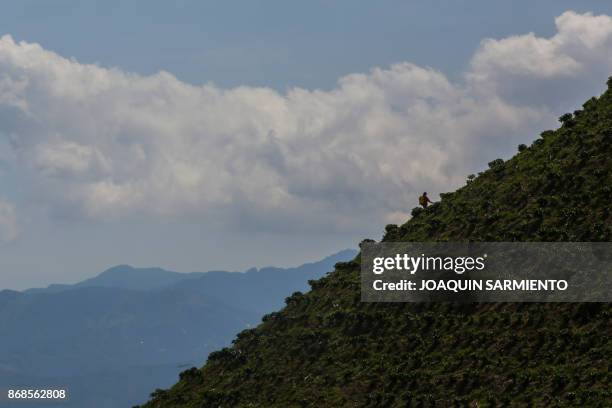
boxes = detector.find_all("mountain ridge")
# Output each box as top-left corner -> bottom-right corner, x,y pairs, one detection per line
22,249 -> 356,294
1,249 -> 357,407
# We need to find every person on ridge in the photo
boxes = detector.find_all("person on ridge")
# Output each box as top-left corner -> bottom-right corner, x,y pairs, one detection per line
418,192 -> 433,208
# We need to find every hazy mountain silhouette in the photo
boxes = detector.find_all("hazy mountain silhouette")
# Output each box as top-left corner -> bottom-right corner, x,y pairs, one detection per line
24,265 -> 208,294
0,249 -> 356,408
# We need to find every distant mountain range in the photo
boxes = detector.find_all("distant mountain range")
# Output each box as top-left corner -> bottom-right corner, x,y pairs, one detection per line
0,249 -> 357,408
23,265 -> 207,293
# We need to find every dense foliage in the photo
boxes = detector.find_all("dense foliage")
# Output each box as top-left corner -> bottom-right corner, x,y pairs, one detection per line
140,81 -> 612,407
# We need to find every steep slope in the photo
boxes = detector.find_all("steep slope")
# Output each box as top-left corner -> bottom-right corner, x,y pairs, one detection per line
141,81 -> 612,407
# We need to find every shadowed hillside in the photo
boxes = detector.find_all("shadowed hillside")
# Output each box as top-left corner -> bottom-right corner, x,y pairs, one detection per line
141,80 -> 612,407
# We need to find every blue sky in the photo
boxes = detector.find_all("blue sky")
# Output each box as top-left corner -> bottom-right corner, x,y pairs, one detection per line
2,0 -> 611,90
1,1 -> 612,289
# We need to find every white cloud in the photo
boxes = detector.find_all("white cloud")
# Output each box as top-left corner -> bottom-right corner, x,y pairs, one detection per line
0,10 -> 610,233
471,11 -> 612,79
468,11 -> 612,107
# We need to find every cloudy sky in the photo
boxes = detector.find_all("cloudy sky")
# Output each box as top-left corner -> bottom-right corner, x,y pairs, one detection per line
1,1 -> 612,290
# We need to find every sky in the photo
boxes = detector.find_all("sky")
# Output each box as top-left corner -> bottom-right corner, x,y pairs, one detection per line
1,1 -> 612,290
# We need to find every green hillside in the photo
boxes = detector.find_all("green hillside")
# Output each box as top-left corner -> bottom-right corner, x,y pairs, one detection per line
139,80 -> 612,407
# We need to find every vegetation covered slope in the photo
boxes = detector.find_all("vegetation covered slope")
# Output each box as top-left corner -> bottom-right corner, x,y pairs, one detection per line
140,81 -> 612,407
